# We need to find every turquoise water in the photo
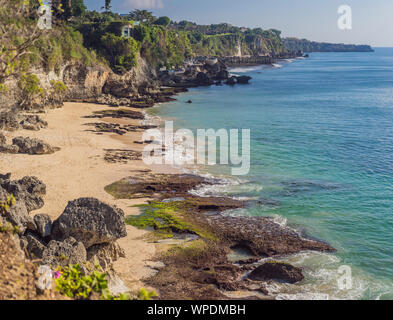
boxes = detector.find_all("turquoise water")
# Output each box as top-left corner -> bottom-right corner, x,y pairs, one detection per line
150,48 -> 393,299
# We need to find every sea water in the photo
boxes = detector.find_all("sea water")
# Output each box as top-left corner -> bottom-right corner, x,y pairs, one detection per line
149,48 -> 393,300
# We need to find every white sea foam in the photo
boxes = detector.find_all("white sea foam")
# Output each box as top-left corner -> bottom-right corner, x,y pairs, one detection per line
272,63 -> 283,68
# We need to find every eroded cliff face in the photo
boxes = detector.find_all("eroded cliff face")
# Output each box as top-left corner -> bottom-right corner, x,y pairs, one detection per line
0,56 -> 158,112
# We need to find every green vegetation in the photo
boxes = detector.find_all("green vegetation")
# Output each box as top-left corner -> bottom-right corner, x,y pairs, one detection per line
50,80 -> 67,94
0,194 -> 16,216
55,264 -> 130,300
126,202 -> 198,238
17,74 -> 44,108
126,201 -> 217,241
137,288 -> 158,300
283,37 -> 373,53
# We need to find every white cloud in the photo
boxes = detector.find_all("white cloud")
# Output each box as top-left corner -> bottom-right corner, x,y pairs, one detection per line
122,0 -> 164,9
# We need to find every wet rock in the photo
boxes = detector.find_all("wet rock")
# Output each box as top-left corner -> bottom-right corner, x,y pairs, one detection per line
225,76 -> 237,85
105,173 -> 213,199
34,214 -> 52,238
216,70 -> 229,80
53,198 -> 127,249
186,100 -> 193,104
42,237 -> 87,267
196,72 -> 214,86
210,215 -> 335,257
12,137 -> 59,155
236,76 -> 252,84
248,261 -> 304,284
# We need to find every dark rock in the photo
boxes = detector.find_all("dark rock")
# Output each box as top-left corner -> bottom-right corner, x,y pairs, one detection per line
0,132 -> 6,145
34,214 -> 52,238
42,237 -> 87,267
25,232 -> 46,259
215,70 -> 229,80
196,72 -> 213,85
225,76 -> 237,85
236,76 -> 252,84
186,100 -> 193,104
248,261 -> 304,284
0,144 -> 19,154
210,214 -> 335,257
54,198 -> 127,249
12,137 -> 59,155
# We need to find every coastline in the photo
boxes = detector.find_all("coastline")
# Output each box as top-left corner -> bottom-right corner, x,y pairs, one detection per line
0,102 -> 178,293
1,90 -> 336,299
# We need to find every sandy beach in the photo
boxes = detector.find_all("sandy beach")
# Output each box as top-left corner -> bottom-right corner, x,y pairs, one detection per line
0,102 -> 173,292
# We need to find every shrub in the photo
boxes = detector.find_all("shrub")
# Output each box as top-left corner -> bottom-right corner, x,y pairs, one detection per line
50,80 -> 67,94
17,74 -> 44,108
100,33 -> 140,74
154,16 -> 171,27
55,264 -> 130,300
137,288 -> 158,300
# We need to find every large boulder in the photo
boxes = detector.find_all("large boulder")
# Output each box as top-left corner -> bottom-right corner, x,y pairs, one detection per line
53,198 -> 127,249
248,261 -> 304,284
42,237 -> 87,267
12,137 -> 59,155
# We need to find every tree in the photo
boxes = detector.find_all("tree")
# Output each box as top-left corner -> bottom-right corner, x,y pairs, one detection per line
71,0 -> 86,17
0,0 -> 43,84
154,16 -> 170,27
102,0 -> 112,13
128,10 -> 155,24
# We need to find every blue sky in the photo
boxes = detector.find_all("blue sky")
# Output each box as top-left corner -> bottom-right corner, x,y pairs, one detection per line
84,0 -> 393,46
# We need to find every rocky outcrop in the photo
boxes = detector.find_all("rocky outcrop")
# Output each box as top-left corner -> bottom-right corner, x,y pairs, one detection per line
11,137 -> 60,155
52,198 -> 127,249
42,237 -> 87,267
1,173 -> 127,276
248,261 -> 304,284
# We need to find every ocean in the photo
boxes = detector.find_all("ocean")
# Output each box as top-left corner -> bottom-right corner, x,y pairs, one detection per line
148,48 -> 393,300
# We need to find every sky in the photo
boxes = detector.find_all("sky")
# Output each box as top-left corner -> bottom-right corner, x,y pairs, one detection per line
84,0 -> 393,47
